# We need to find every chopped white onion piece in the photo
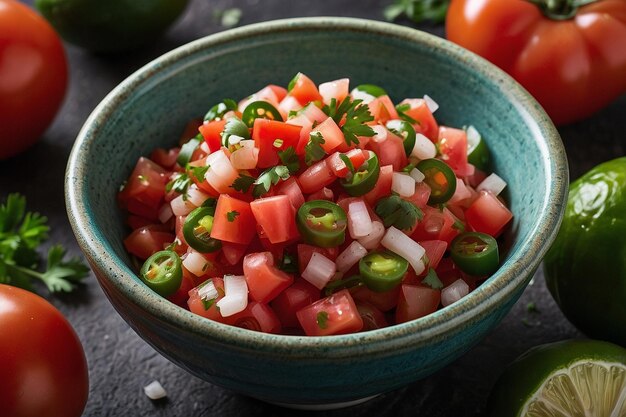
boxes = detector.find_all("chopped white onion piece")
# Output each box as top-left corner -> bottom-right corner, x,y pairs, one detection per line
144,380 -> 167,400
448,177 -> 472,204
183,251 -> 210,277
228,134 -> 244,146
200,141 -> 210,154
409,168 -> 425,183
302,252 -> 336,290
381,226 -> 425,275
357,220 -> 385,250
466,125 -> 481,150
158,203 -> 173,224
391,172 -> 416,197
335,241 -> 368,272
197,280 -> 218,301
319,78 -> 349,106
477,173 -> 507,196
186,184 -> 210,207
411,133 -> 437,160
230,142 -> 259,170
217,275 -> 248,317
347,201 -> 373,239
170,194 -> 195,216
423,94 -> 439,113
371,125 -> 388,143
350,88 -> 376,104
441,279 -> 470,307
279,95 -> 302,116
204,149 -> 238,192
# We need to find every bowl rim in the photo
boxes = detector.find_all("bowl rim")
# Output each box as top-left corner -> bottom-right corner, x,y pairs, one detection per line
66,16 -> 568,355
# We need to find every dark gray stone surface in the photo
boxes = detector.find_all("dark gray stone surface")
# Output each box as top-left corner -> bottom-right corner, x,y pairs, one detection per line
4,0 -> 625,415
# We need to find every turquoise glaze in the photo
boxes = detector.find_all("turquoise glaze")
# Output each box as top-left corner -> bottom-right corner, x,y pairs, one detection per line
65,18 -> 568,406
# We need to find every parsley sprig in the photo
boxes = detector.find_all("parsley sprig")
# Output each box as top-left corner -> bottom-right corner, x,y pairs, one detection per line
0,194 -> 89,293
375,195 -> 423,230
323,97 -> 376,146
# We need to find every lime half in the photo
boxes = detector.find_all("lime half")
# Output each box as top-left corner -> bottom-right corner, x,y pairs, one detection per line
487,340 -> 626,417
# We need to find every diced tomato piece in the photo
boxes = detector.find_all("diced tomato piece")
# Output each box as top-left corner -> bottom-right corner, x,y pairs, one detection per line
436,257 -> 463,287
220,241 -> 248,266
464,190 -> 513,237
299,103 -> 328,124
368,95 -> 399,123
150,147 -> 179,169
177,118 -> 203,146
351,285 -> 400,312
268,84 -> 288,102
270,279 -> 321,328
118,157 -> 169,220
126,215 -> 154,230
326,149 -> 367,178
420,240 -> 448,270
398,98 -> 439,142
250,195 -> 299,243
186,158 -> 219,196
286,114 -> 314,155
298,159 -> 336,194
438,126 -> 468,176
198,119 -> 227,153
311,117 -> 345,153
403,181 -> 431,209
356,301 -> 388,331
123,226 -> 174,260
367,129 -> 407,171
211,195 -> 257,244
187,277 -> 226,320
318,78 -> 349,106
243,252 -> 294,303
252,119 -> 302,168
364,164 -> 393,205
275,177 -> 305,210
297,244 -> 338,274
395,284 -> 441,323
296,289 -> 363,336
306,187 -> 334,201
167,268 -> 196,307
225,301 -> 282,334
412,206 -> 461,245
288,73 -> 323,105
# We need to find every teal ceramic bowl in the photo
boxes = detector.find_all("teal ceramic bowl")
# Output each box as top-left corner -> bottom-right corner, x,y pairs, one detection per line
66,17 -> 568,407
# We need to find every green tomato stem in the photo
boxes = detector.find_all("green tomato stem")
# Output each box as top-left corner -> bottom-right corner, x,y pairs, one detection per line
526,0 -> 599,20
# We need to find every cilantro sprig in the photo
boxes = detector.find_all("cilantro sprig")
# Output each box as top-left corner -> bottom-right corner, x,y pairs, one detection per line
323,97 -> 376,146
304,131 -> 326,166
375,195 -> 423,230
278,146 -> 300,173
0,194 -> 89,294
232,166 -> 291,198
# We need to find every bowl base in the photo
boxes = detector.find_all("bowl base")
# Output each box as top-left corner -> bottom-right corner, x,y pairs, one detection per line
265,394 -> 380,410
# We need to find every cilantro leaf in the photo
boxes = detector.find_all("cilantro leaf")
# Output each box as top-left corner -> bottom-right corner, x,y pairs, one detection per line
278,146 -> 300,173
188,165 -> 209,183
304,131 -> 326,166
339,153 -> 355,174
0,194 -> 89,294
421,268 -> 443,289
324,97 -> 375,146
231,174 -> 255,193
383,0 -> 450,24
395,103 -> 418,124
375,195 -> 423,230
316,310 -> 329,329
253,166 -> 290,197
166,173 -> 192,195
226,211 -> 240,222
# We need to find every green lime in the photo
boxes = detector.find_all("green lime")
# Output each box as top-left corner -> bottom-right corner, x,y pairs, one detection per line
486,339 -> 626,417
35,0 -> 189,53
544,157 -> 626,346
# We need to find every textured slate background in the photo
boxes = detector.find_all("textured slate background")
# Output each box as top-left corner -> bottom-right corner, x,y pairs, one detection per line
4,0 -> 625,415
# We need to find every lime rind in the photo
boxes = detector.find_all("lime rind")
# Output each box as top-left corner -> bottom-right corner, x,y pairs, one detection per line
523,360 -> 626,417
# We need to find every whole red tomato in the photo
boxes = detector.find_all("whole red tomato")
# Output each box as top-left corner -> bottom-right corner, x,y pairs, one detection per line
0,0 -> 68,159
446,0 -> 626,125
0,284 -> 88,417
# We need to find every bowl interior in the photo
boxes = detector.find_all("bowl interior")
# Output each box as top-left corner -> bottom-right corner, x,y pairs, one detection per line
68,18 -> 566,349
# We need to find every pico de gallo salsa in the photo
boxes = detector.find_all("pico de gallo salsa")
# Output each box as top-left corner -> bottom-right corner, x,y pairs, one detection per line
118,73 -> 513,336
